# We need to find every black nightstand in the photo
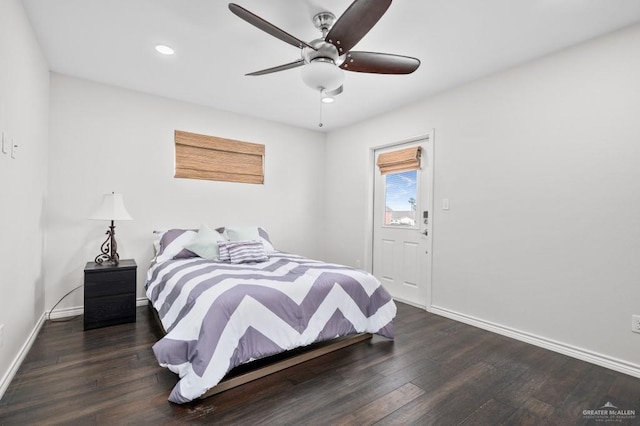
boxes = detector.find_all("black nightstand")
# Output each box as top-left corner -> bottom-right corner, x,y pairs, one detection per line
84,259 -> 137,330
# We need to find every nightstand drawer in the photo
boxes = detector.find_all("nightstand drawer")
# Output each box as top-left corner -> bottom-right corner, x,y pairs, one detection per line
85,269 -> 135,284
85,273 -> 135,297
84,294 -> 135,330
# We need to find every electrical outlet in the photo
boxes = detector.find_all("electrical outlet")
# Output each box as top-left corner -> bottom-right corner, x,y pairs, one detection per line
632,315 -> 640,333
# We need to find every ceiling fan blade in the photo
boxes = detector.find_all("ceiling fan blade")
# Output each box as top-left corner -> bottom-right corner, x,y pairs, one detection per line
246,59 -> 306,76
340,51 -> 420,74
325,0 -> 391,54
229,3 -> 316,50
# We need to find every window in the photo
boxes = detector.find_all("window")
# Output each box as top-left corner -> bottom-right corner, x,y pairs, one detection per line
384,170 -> 418,226
377,145 -> 422,227
174,130 -> 265,184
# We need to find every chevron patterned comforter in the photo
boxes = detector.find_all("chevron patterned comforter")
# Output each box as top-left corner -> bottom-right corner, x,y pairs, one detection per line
146,252 -> 396,403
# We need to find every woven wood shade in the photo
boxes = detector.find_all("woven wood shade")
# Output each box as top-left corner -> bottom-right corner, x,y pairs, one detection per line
377,146 -> 422,175
175,130 -> 265,184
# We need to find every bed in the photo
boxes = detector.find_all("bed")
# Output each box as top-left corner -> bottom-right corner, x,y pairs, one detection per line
146,226 -> 396,404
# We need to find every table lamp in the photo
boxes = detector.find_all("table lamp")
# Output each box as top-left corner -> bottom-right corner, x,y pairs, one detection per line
89,192 -> 133,264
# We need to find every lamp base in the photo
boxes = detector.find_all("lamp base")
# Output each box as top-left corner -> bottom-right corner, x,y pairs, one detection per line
94,221 -> 120,265
94,253 -> 119,265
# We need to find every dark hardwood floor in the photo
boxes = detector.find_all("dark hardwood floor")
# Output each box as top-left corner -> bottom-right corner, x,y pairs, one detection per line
1,303 -> 638,425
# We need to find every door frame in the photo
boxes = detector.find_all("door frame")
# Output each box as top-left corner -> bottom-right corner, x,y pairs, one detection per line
365,131 -> 435,310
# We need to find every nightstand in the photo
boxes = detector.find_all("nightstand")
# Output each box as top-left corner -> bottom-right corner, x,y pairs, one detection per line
84,259 -> 137,330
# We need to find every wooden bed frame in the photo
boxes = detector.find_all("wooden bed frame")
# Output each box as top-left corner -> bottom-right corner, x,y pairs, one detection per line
149,304 -> 373,399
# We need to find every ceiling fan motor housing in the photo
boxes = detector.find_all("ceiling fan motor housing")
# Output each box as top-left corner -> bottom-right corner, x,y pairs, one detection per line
302,39 -> 343,66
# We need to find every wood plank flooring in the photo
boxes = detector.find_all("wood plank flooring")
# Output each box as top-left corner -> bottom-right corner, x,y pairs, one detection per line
1,303 -> 639,425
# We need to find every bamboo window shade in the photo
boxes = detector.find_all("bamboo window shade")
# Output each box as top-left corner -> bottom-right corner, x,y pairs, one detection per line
174,130 -> 265,184
377,146 -> 422,175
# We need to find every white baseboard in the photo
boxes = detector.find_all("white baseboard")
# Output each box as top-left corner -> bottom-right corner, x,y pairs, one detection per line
1,298 -> 150,400
0,312 -> 46,401
136,298 -> 149,307
47,305 -> 83,320
47,297 -> 149,320
392,296 -> 426,310
429,305 -> 640,379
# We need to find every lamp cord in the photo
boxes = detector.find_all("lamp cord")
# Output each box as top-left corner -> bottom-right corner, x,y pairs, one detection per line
47,284 -> 84,322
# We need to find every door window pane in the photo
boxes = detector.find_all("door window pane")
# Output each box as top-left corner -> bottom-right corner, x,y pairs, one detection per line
384,170 -> 417,226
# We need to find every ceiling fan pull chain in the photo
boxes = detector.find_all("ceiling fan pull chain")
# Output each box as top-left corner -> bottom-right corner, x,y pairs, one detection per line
318,90 -> 324,128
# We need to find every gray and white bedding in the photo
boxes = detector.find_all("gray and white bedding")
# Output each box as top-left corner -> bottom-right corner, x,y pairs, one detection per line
146,251 -> 396,404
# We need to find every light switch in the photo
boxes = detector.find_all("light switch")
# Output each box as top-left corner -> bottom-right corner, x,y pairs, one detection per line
1,132 -> 7,154
442,198 -> 450,210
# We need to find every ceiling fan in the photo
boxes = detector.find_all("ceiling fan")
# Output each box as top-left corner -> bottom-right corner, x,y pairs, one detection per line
228,0 -> 420,103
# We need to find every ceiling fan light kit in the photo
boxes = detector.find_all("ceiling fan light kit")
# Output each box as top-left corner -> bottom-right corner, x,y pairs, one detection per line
321,85 -> 343,104
228,0 -> 420,125
301,58 -> 344,92
321,94 -> 335,104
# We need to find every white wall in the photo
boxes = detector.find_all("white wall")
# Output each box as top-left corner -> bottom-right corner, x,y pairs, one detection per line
324,24 -> 640,368
0,0 -> 49,389
47,74 -> 325,310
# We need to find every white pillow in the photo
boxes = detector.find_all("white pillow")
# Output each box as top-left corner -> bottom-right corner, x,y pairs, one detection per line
226,226 -> 275,253
184,224 -> 226,260
226,226 -> 259,241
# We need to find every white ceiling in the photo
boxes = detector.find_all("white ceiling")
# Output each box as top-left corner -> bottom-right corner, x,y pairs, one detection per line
21,0 -> 640,132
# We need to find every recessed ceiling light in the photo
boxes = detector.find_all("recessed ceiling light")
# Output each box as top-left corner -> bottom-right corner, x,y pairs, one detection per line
321,96 -> 335,104
155,45 -> 175,55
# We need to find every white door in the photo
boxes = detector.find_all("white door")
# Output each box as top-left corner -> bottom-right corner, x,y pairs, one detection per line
372,136 -> 433,308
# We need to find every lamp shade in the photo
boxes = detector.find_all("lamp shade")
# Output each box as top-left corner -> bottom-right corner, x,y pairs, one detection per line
301,58 -> 344,91
89,193 -> 133,221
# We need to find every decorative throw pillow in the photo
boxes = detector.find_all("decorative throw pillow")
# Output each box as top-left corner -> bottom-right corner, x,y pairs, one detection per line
227,240 -> 268,264
156,229 -> 198,263
225,226 -> 259,241
183,224 -> 226,260
217,240 -> 232,262
226,226 -> 275,253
